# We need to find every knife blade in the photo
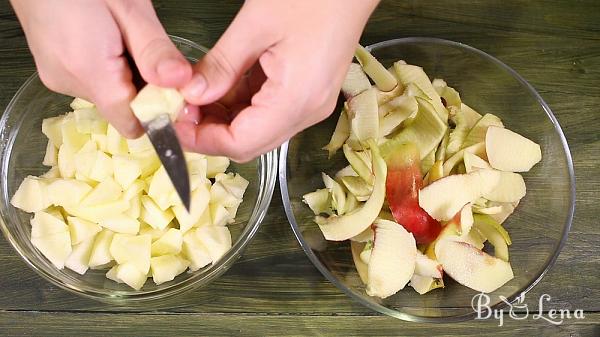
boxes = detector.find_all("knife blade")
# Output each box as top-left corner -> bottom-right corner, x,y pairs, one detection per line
143,114 -> 191,211
126,52 -> 191,211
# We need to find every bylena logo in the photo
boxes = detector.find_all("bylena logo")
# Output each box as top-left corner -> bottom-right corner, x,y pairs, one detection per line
471,292 -> 585,327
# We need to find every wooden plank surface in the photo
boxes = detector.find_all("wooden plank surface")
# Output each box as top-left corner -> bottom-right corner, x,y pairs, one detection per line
0,0 -> 599,335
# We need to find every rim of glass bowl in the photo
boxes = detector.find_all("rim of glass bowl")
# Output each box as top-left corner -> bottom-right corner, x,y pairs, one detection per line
279,37 -> 575,322
0,35 -> 278,303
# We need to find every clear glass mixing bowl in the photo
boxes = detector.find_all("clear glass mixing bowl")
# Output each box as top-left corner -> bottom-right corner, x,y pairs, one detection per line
280,37 -> 575,322
0,36 -> 277,304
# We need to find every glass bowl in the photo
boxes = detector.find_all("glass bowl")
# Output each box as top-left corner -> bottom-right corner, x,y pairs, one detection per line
280,37 -> 575,322
0,36 -> 277,304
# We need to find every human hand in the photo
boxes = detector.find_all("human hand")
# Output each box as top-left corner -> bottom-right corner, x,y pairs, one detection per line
10,0 -> 192,138
177,0 -> 379,162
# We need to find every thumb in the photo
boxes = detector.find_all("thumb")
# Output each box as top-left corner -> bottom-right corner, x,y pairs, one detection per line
181,4 -> 278,105
106,0 -> 192,88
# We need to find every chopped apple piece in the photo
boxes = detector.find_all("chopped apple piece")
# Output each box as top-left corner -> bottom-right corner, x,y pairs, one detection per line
366,219 -> 417,298
115,262 -> 147,290
11,176 -> 51,213
88,229 -> 115,268
194,226 -> 232,263
42,116 -> 64,146
112,155 -> 142,190
65,237 -> 95,275
47,179 -> 92,207
31,211 -> 69,238
31,231 -> 72,269
60,116 -> 90,151
151,228 -> 183,256
318,141 -> 386,241
140,195 -> 174,230
206,156 -> 230,178
182,230 -> 212,271
210,203 -> 231,227
57,144 -> 77,178
80,177 -> 122,206
132,150 -> 162,178
65,198 -> 130,223
106,124 -> 128,155
67,216 -> 101,245
73,107 -> 107,134
41,167 -> 60,179
110,234 -> 151,274
173,185 -> 210,232
150,254 -> 189,285
43,141 -> 58,166
435,238 -> 513,293
147,166 -> 177,210
486,126 -> 542,172
98,214 -> 140,234
126,135 -> 154,153
70,97 -> 95,110
130,84 -> 185,123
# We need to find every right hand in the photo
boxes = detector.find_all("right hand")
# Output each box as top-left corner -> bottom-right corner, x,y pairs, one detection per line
10,0 -> 192,138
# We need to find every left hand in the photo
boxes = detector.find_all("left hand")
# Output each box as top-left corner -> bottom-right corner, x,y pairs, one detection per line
177,0 -> 379,162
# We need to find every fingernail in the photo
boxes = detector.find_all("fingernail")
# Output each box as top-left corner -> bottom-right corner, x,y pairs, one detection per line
183,74 -> 207,100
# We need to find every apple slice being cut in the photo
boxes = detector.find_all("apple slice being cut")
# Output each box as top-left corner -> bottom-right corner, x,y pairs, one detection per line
317,141 -> 386,241
486,126 -> 542,172
435,238 -> 514,293
366,219 -> 417,298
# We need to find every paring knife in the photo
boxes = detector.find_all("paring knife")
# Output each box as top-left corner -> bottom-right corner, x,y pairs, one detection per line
126,53 -> 191,211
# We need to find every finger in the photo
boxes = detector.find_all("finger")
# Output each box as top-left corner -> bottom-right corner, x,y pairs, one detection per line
89,56 -> 144,138
181,3 -> 279,105
106,0 -> 192,88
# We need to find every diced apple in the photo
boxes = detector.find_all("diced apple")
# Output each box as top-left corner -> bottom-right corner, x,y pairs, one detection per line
219,173 -> 249,199
140,195 -> 174,230
41,167 -> 60,179
150,254 -> 189,285
435,238 -> 513,293
139,223 -> 172,241
486,126 -> 542,172
126,135 -> 154,154
43,141 -> 58,166
110,233 -> 151,274
11,176 -> 51,213
182,230 -> 212,271
115,262 -> 148,290
151,228 -> 183,256
148,166 -> 176,210
80,177 -> 121,206
88,151 -> 113,182
105,265 -> 122,283
185,153 -> 208,177
57,144 -> 77,178
88,229 -> 115,268
47,178 -> 92,207
125,195 -> 141,219
67,216 -> 101,245
210,180 -> 241,208
195,208 -> 213,228
74,147 -> 97,178
31,231 -> 72,269
194,226 -> 232,263
206,156 -> 230,178
73,107 -> 107,134
98,214 -> 140,234
130,84 -> 185,123
318,141 -> 386,241
209,203 -> 231,227
31,211 -> 69,238
91,134 -> 107,152
106,124 -> 128,155
173,185 -> 210,232
70,97 -> 94,110
112,155 -> 142,190
132,150 -> 162,178
60,116 -> 90,151
65,237 -> 95,275
64,198 -> 130,223
366,219 -> 417,298
42,116 -> 64,146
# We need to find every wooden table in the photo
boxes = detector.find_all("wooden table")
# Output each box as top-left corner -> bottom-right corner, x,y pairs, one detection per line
0,1 -> 598,335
